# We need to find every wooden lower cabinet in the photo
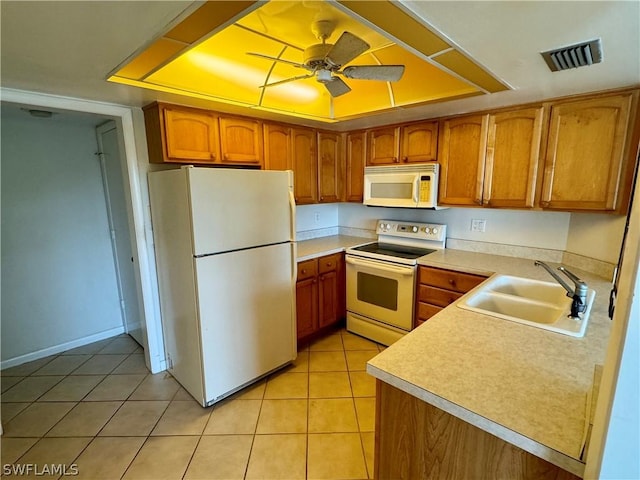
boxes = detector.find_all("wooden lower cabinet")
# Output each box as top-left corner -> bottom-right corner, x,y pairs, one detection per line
375,381 -> 580,480
296,259 -> 319,339
296,253 -> 345,342
416,266 -> 487,327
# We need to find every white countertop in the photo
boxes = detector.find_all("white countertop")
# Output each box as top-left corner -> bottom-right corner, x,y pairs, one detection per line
296,235 -> 372,261
367,248 -> 612,477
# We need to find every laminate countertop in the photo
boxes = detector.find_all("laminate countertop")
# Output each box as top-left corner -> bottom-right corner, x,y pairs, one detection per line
367,248 -> 613,477
296,235 -> 372,261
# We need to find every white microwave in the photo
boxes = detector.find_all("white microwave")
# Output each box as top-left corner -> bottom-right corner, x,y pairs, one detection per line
363,163 -> 441,209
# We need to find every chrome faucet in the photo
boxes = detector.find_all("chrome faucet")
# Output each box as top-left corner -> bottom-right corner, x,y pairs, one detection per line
534,261 -> 589,318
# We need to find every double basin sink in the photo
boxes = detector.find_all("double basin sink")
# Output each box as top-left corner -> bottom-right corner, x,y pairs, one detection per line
457,274 -> 596,337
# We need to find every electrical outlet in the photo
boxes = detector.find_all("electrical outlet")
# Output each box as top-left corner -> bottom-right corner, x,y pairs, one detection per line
314,212 -> 321,223
471,219 -> 486,233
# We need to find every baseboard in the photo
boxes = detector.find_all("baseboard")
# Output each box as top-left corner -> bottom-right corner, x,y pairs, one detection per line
0,326 -> 126,370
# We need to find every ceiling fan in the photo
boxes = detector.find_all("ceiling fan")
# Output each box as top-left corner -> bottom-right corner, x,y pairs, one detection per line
247,20 -> 405,97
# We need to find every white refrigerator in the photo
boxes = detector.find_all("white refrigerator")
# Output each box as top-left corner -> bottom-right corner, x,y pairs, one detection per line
149,166 -> 297,407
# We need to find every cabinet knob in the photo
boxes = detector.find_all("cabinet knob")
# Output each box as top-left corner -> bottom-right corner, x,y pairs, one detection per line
302,269 -> 307,274
320,196 -> 324,201
541,201 -> 550,208
403,157 -> 408,162
223,154 -> 229,160
393,157 -> 398,163
474,198 -> 483,205
448,279 -> 456,286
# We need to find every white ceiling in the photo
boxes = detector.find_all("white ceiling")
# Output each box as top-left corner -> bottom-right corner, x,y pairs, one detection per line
1,1 -> 638,130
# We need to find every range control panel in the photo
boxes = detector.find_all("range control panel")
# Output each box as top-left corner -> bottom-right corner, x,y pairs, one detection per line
376,220 -> 447,243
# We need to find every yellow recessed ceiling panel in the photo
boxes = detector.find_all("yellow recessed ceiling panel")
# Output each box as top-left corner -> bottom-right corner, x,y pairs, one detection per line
109,0 -> 508,122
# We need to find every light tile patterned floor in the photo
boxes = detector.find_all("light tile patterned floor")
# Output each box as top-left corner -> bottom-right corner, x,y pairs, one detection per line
1,330 -> 384,479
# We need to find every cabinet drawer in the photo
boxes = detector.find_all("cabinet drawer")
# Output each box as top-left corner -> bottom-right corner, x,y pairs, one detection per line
297,259 -> 318,281
417,302 -> 443,322
419,266 -> 486,293
318,253 -> 341,274
418,285 -> 462,307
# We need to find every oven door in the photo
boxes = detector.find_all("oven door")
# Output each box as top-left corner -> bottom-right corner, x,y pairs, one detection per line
346,255 -> 415,331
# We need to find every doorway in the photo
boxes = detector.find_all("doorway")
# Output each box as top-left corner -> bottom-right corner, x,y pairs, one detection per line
96,121 -> 144,345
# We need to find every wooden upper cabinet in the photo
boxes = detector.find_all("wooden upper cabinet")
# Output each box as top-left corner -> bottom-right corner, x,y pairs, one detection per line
218,116 -> 263,166
541,93 -> 635,212
291,128 -> 318,204
318,131 -> 342,203
367,126 -> 400,165
263,123 -> 292,171
483,107 -> 544,208
438,114 -> 489,206
400,121 -> 438,163
346,131 -> 366,202
144,103 -> 221,164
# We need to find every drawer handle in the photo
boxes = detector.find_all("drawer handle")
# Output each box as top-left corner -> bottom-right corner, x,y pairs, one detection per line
448,279 -> 456,286
302,269 -> 307,274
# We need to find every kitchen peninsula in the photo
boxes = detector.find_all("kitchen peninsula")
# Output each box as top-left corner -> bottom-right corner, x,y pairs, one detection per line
368,249 -> 612,479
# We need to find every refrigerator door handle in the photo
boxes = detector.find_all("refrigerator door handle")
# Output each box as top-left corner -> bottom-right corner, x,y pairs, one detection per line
288,189 -> 296,242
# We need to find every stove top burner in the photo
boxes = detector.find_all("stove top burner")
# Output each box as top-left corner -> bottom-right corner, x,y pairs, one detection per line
350,242 -> 436,260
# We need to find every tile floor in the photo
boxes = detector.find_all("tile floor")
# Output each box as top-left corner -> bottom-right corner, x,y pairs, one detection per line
1,330 -> 384,479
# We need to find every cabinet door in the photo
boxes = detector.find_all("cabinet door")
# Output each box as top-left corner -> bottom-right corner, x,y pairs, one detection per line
292,128 -> 318,204
318,270 -> 338,328
541,94 -> 633,211
263,123 -> 292,171
345,131 -> 366,202
366,127 -> 400,165
400,121 -> 438,163
296,277 -> 318,339
219,116 -> 263,166
438,115 -> 489,206
163,107 -> 220,163
483,108 -> 544,208
318,131 -> 342,203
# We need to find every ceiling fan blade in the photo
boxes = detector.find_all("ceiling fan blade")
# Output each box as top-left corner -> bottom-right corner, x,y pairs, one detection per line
260,73 -> 315,88
341,65 -> 405,81
324,77 -> 351,97
247,52 -> 307,69
325,31 -> 370,67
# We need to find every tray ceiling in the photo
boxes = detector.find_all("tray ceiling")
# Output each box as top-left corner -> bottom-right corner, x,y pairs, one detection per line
109,1 -> 508,123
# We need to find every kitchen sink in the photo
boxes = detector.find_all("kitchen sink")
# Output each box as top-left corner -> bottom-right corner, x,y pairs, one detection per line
457,275 -> 596,337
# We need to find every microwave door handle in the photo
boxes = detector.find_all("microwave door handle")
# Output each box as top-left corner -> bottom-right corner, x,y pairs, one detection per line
413,176 -> 420,204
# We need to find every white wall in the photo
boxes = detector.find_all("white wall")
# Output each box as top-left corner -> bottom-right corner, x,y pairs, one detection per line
338,203 -> 571,250
296,203 -> 339,232
1,105 -> 123,363
600,269 -> 639,479
566,213 -> 627,264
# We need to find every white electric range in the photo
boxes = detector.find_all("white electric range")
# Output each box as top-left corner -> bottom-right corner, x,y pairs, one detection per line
345,219 -> 446,345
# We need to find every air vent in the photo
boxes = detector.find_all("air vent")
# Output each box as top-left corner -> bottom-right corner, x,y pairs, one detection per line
541,39 -> 602,72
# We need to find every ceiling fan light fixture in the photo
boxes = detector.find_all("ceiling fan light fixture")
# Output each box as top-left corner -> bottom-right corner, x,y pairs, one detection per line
316,69 -> 333,84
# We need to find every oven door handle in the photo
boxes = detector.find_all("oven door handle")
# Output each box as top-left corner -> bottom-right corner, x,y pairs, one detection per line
346,256 -> 415,276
